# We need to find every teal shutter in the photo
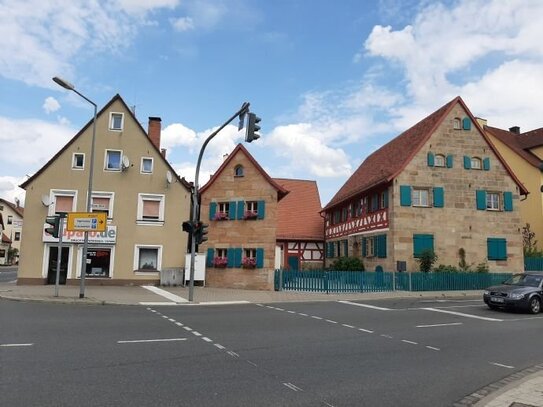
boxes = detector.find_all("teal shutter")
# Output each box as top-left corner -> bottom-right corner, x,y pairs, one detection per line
227,249 -> 235,267
433,187 -> 444,208
476,190 -> 487,210
413,234 -> 434,257
234,248 -> 242,267
362,238 -> 367,257
463,156 -> 471,169
377,235 -> 387,258
400,185 -> 412,206
237,201 -> 245,220
488,238 -> 507,260
206,248 -> 214,267
372,194 -> 379,211
427,152 -> 435,167
257,200 -> 265,219
228,201 -> 236,220
462,117 -> 471,130
503,192 -> 513,211
383,190 -> 388,208
483,157 -> 490,171
256,248 -> 264,268
343,240 -> 348,257
209,202 -> 217,220
446,154 -> 453,168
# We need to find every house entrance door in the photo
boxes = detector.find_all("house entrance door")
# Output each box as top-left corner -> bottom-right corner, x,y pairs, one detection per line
287,255 -> 299,271
46,246 -> 69,284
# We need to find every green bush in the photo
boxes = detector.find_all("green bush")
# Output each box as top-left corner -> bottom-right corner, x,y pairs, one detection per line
330,256 -> 365,271
475,262 -> 489,273
433,264 -> 459,273
418,249 -> 437,273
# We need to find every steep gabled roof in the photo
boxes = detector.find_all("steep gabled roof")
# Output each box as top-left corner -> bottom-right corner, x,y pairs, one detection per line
199,144 -> 289,200
485,126 -> 542,169
324,97 -> 528,210
516,128 -> 543,150
274,178 -> 323,241
0,198 -> 24,218
20,94 -> 191,191
2,233 -> 11,244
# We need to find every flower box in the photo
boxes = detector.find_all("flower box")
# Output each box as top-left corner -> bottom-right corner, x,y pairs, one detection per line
213,257 -> 228,268
243,210 -> 258,220
214,212 -> 228,221
242,257 -> 256,268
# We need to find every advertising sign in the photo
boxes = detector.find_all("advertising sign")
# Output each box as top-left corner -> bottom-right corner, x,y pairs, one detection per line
43,221 -> 116,244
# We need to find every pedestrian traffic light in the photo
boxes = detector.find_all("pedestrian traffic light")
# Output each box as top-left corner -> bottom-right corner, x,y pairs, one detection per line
245,113 -> 261,143
45,215 -> 60,238
194,221 -> 209,245
182,220 -> 194,234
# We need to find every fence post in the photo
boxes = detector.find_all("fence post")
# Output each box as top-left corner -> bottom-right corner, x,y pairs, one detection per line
392,270 -> 396,292
325,271 -> 329,294
279,269 -> 283,291
409,271 -> 412,292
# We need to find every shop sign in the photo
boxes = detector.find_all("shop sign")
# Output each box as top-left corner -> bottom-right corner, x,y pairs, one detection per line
43,222 -> 116,244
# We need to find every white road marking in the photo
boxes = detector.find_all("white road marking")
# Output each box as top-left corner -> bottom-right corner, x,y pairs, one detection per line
247,360 -> 258,367
381,334 -> 393,339
1,343 -> 33,347
161,315 -> 169,319
283,382 -> 303,392
358,328 -> 374,333
402,340 -> 418,345
342,324 -> 355,329
287,311 -> 296,314
339,300 -> 392,311
322,402 -> 336,407
214,344 -> 225,350
266,305 -> 274,309
175,322 -> 184,327
426,346 -> 440,351
506,316 -> 543,321
192,331 -> 202,336
139,302 -> 180,306
202,337 -> 212,342
325,319 -> 338,324
256,303 -> 264,307
311,316 -> 323,320
421,307 -> 503,321
416,322 -> 463,328
183,326 -> 192,331
227,351 -> 239,357
168,318 -> 176,322
276,308 -> 285,311
198,301 -> 250,305
299,313 -> 308,316
490,362 -> 514,369
420,299 -> 481,303
141,285 -> 188,303
117,338 -> 187,344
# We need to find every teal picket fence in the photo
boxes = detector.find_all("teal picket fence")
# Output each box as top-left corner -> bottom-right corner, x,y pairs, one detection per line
524,257 -> 543,272
274,270 -> 512,293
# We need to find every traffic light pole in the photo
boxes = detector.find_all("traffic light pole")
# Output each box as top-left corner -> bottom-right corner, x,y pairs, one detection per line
188,102 -> 250,302
54,214 -> 66,297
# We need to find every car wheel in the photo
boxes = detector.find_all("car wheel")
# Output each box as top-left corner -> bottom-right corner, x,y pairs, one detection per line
528,296 -> 541,314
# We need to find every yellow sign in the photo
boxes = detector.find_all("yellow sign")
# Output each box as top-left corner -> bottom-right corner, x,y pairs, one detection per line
66,212 -> 107,232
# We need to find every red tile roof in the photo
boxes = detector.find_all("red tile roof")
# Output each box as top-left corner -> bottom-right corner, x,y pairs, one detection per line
274,178 -> 324,241
485,126 -> 542,169
515,128 -> 543,150
2,232 -> 11,244
0,198 -> 24,218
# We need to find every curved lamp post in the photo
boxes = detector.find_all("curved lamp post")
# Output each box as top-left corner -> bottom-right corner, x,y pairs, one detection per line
52,76 -> 97,299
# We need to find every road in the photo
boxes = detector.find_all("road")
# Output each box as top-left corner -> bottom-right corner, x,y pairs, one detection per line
0,266 -> 17,283
1,296 -> 541,406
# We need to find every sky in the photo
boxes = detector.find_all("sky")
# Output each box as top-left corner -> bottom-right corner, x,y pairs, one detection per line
1,0 -> 543,208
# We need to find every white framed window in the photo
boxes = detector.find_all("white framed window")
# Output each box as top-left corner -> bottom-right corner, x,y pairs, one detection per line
487,192 -> 500,211
134,245 -> 162,272
7,215 -> 13,225
141,157 -> 153,174
246,201 -> 257,212
412,188 -> 429,207
49,190 -> 77,215
91,192 -> 114,219
109,112 -> 124,131
72,153 -> 85,169
137,194 -> 165,225
217,248 -> 228,258
453,118 -> 461,129
105,149 -> 122,171
434,154 -> 446,167
366,237 -> 375,258
471,157 -> 482,170
244,248 -> 256,259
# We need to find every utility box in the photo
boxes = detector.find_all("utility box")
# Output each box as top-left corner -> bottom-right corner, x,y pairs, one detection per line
160,268 -> 184,286
184,254 -> 206,286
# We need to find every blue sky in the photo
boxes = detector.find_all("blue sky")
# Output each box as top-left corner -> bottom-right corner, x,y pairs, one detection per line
1,0 -> 543,206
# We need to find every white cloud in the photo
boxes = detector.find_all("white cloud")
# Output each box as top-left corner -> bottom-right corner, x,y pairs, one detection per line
162,123 -> 198,149
42,96 -> 61,114
171,16 -> 195,32
116,0 -> 179,14
0,176 -> 26,206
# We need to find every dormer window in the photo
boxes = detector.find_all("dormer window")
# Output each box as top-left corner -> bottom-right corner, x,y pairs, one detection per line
109,113 -> 124,131
234,165 -> 244,177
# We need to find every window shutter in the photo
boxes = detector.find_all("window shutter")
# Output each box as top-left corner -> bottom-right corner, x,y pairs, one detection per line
483,157 -> 490,171
209,202 -> 217,221
372,194 -> 379,211
329,242 -> 334,258
476,190 -> 487,210
206,248 -> 214,267
503,192 -> 513,211
446,154 -> 453,168
413,234 -> 434,257
383,190 -> 389,208
237,201 -> 245,220
400,185 -> 412,206
427,152 -> 435,167
257,200 -> 265,219
463,156 -> 471,169
362,238 -> 367,257
499,239 -> 507,260
487,238 -> 506,260
234,248 -> 242,267
343,240 -> 348,257
227,249 -> 235,268
433,187 -> 444,208
256,248 -> 264,268
462,117 -> 471,130
228,201 -> 236,220
377,235 -> 387,258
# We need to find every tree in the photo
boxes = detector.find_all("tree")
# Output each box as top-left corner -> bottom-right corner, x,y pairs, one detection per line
7,247 -> 18,265
417,249 -> 437,273
458,248 -> 472,272
523,223 -> 543,257
330,257 -> 365,271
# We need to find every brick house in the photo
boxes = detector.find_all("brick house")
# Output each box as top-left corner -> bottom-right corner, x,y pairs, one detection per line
323,97 -> 527,273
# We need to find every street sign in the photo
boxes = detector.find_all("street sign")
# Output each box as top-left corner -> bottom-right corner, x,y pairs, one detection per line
66,212 -> 107,232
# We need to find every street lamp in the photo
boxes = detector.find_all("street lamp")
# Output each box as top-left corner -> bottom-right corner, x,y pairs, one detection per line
53,76 -> 97,299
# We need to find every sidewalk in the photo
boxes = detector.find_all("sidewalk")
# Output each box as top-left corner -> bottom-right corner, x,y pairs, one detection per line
1,282 -> 542,407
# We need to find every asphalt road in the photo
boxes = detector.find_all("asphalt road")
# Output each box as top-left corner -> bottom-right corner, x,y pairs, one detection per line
1,296 -> 541,407
0,266 -> 17,283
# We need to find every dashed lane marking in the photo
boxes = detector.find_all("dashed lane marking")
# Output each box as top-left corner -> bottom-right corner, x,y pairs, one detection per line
380,334 -> 393,339
426,346 -> 440,351
192,331 -> 202,337
299,313 -> 308,316
214,344 -> 225,350
401,340 -> 418,345
358,328 -> 374,333
227,351 -> 239,357
342,324 -> 355,329
338,300 -> 392,311
311,316 -> 323,320
283,382 -> 303,392
183,326 -> 192,331
421,307 -> 503,322
202,337 -> 212,342
1,343 -> 33,347
175,322 -> 184,326
325,319 -> 338,324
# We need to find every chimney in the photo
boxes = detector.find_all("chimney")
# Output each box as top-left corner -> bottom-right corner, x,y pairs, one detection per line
148,117 -> 162,150
509,126 -> 520,134
475,117 -> 487,128
161,148 -> 167,158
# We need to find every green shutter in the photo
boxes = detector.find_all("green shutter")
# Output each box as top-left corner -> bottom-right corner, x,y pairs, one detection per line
237,200 -> 245,220
257,200 -> 265,219
227,249 -> 235,267
383,190 -> 389,208
234,248 -> 242,267
446,154 -> 453,168
228,201 -> 236,220
427,152 -> 435,167
373,194 -> 379,211
463,156 -> 471,169
400,185 -> 412,206
488,238 -> 507,260
413,234 -> 434,257
433,187 -> 444,208
377,235 -> 387,258
362,238 -> 367,257
256,248 -> 264,268
343,240 -> 348,257
206,248 -> 214,267
483,157 -> 490,171
462,117 -> 471,130
476,190 -> 487,210
503,192 -> 513,211
209,202 -> 217,221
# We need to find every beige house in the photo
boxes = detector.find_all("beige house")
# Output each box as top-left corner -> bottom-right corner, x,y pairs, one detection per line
0,198 -> 24,264
18,94 -> 191,285
323,97 -> 526,273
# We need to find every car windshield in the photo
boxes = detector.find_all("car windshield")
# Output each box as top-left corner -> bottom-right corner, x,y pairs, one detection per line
504,274 -> 543,287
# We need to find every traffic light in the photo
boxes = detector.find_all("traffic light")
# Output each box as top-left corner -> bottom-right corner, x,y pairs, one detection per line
182,220 -> 194,234
45,215 -> 60,238
245,113 -> 261,143
194,221 -> 209,245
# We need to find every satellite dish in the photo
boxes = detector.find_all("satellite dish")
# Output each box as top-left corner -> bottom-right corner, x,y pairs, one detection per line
41,195 -> 52,206
121,155 -> 130,170
166,170 -> 173,184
